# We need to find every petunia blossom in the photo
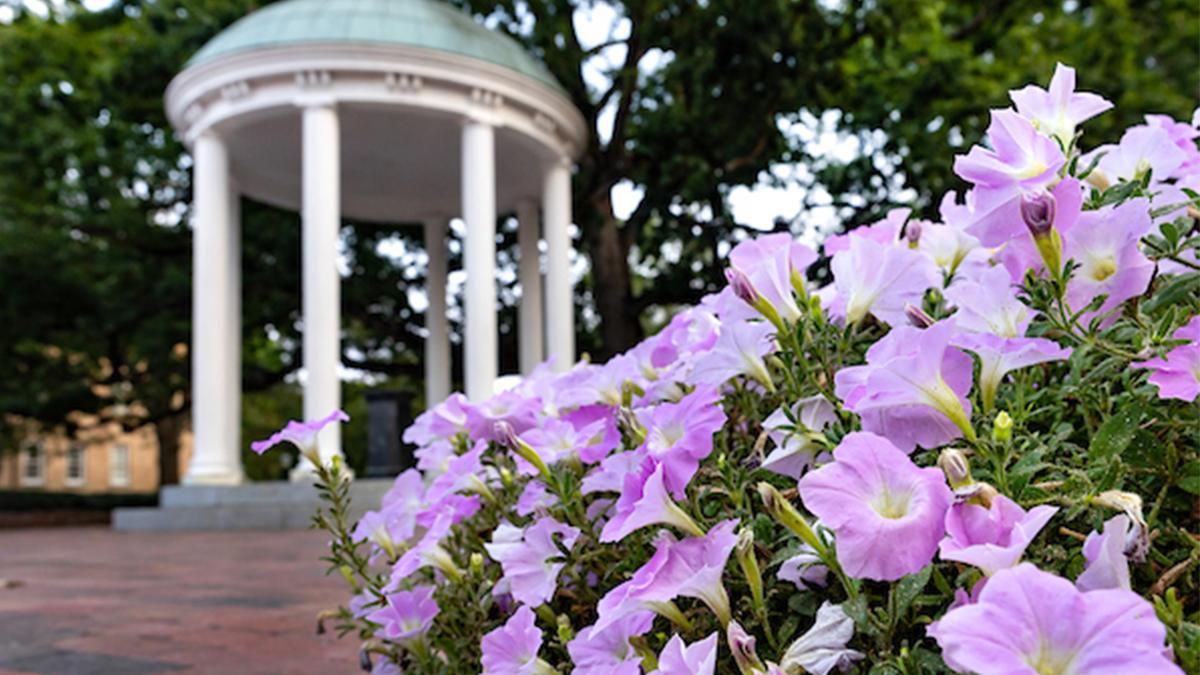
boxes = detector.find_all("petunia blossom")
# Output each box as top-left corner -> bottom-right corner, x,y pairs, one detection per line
728,232 -> 816,324
760,396 -> 837,480
599,456 -> 705,543
834,321 -> 976,452
1009,62 -> 1113,146
595,520 -> 739,632
250,409 -> 349,458
1132,316 -> 1200,402
779,602 -> 866,675
484,517 -> 581,607
1063,198 -> 1154,328
480,605 -> 556,675
688,319 -> 777,391
366,585 -> 439,645
651,633 -> 719,675
1076,514 -> 1134,592
798,432 -> 952,581
1092,124 -> 1187,184
637,384 -> 728,497
823,207 -> 910,255
929,563 -> 1181,675
943,265 -> 1032,338
567,611 -> 655,675
951,333 -> 1072,412
825,235 -> 940,327
939,494 -> 1058,576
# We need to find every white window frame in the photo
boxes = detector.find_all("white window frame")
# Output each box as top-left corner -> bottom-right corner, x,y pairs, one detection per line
109,444 -> 130,487
65,444 -> 86,487
18,443 -> 45,487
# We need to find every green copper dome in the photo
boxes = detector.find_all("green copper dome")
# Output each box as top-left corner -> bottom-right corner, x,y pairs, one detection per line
187,0 -> 563,92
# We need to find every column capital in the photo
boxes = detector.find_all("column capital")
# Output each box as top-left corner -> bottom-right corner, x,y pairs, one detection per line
294,95 -> 338,111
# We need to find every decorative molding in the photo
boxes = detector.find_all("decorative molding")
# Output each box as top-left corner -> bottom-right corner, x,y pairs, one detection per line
532,112 -> 556,134
470,87 -> 504,109
219,80 -> 251,101
295,70 -> 333,88
384,72 -> 423,92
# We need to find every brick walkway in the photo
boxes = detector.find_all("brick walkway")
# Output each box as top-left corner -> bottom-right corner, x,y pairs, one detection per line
0,527 -> 360,674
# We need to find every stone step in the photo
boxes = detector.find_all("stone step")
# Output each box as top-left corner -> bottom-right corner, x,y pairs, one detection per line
112,478 -> 396,532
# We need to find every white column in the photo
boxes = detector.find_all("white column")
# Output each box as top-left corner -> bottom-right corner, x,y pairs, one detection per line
516,200 -> 544,374
184,131 -> 244,485
543,158 -> 575,372
298,103 -> 343,475
461,119 -> 498,400
423,217 -> 451,406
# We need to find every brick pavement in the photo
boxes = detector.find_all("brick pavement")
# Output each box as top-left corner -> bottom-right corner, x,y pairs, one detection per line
0,527 -> 361,674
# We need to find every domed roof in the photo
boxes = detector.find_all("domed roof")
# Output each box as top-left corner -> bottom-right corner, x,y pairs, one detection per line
187,0 -> 563,92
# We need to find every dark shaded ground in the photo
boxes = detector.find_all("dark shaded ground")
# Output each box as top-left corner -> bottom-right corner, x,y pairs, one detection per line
0,527 -> 359,674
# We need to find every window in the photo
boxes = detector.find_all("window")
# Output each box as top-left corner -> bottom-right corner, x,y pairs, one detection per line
19,443 -> 44,486
65,445 -> 86,486
109,444 -> 130,487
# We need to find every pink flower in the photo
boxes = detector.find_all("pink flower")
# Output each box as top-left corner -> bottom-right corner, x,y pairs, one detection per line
1063,199 -> 1154,328
250,409 -> 349,456
823,208 -> 910,255
637,385 -> 728,497
950,333 -> 1072,411
929,563 -> 1181,675
834,321 -> 976,452
825,235 -> 940,326
599,457 -> 705,543
944,265 -> 1032,338
1133,317 -> 1200,402
484,517 -> 581,607
366,585 -> 439,644
688,319 -> 777,391
464,391 -> 540,442
939,494 -> 1058,576
761,396 -> 837,480
1076,514 -> 1134,592
1093,125 -> 1187,183
728,233 -> 816,324
480,605 -> 556,675
779,602 -> 865,675
515,480 -> 557,517
596,520 -> 738,632
1009,62 -> 1113,145
567,611 -> 654,675
1144,113 -> 1200,178
517,417 -> 606,475
651,633 -> 719,675
798,432 -> 952,581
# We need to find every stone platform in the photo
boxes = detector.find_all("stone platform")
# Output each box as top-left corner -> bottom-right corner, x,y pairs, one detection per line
112,479 -> 393,532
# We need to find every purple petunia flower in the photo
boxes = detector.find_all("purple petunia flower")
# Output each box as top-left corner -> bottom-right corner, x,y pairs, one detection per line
595,520 -> 739,632
929,563 -> 1181,674
599,456 -> 705,543
944,265 -> 1032,338
516,417 -> 605,475
567,611 -> 655,675
823,208 -> 910,255
1063,199 -> 1154,328
464,391 -> 541,443
484,517 -> 581,607
1145,113 -> 1200,178
480,605 -> 556,675
388,511 -> 462,588
651,632 -> 719,675
760,396 -> 837,480
637,385 -> 728,498
779,602 -> 865,675
951,333 -> 1072,412
1133,316 -> 1200,402
939,494 -> 1058,576
798,432 -> 952,581
1076,514 -> 1134,592
1092,125 -> 1188,184
834,321 -> 976,452
1009,62 -> 1113,146
515,480 -> 558,517
824,234 -> 940,327
728,233 -> 816,324
250,409 -> 349,458
366,585 -> 439,645
688,319 -> 777,391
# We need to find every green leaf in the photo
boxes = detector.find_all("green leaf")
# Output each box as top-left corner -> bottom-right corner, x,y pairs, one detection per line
1089,405 -> 1146,461
1144,273 -> 1200,314
1178,462 -> 1200,495
895,565 -> 933,620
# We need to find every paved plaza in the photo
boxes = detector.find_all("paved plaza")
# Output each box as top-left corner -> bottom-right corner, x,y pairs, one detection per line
0,527 -> 360,674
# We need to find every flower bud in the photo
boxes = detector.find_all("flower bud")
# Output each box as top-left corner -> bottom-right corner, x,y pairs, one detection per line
556,614 -> 575,645
905,220 -> 923,247
1020,190 -> 1064,277
993,411 -> 1013,444
469,552 -> 484,576
494,420 -> 551,480
728,621 -> 766,675
726,267 -> 759,306
758,482 -> 827,557
938,448 -> 973,489
904,303 -> 936,328
735,528 -> 765,615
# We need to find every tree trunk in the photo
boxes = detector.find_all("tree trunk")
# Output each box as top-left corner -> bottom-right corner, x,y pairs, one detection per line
589,210 -> 640,358
154,413 -> 185,487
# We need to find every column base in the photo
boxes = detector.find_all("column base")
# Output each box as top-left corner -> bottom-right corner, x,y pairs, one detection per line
181,466 -> 245,486
289,460 -> 355,483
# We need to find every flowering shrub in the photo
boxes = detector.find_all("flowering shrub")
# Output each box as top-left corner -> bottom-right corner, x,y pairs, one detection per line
260,64 -> 1200,674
